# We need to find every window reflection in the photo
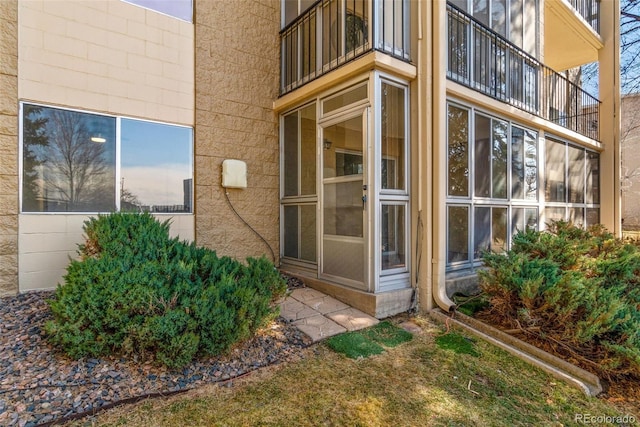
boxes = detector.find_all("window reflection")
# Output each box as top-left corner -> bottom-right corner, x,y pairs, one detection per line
568,145 -> 585,204
492,120 -> 508,199
123,0 -> 192,22
491,207 -> 508,253
509,127 -> 537,201
545,139 -> 566,202
474,206 -> 490,258
22,104 -> 116,212
474,206 -> 509,259
448,205 -> 469,263
586,208 -> 600,226
120,119 -> 193,213
21,104 -> 194,214
448,105 -> 469,197
587,151 -> 600,204
511,207 -> 538,238
569,207 -> 584,226
474,114 -> 491,197
524,129 -> 538,200
546,207 -> 566,223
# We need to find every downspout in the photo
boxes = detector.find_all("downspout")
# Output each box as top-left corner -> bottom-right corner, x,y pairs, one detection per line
612,0 -> 621,237
433,271 -> 456,312
430,0 -> 456,313
413,0 -> 425,312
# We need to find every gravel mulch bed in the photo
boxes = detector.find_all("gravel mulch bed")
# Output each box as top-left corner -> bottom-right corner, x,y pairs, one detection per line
0,277 -> 311,426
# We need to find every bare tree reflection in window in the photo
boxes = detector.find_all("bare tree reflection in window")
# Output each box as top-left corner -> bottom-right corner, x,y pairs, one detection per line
22,105 -> 49,212
43,110 -> 114,211
448,105 -> 470,197
22,105 -> 116,212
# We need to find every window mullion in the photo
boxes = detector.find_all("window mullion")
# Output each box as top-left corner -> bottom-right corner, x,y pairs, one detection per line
115,117 -> 122,212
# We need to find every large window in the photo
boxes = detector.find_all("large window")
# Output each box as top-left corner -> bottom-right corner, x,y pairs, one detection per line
21,103 -> 193,214
447,104 -> 470,197
120,119 -> 193,213
446,102 -> 601,269
449,0 -> 534,51
511,126 -> 537,200
474,114 -> 508,199
123,0 -> 192,22
544,138 -> 600,227
446,103 -> 539,267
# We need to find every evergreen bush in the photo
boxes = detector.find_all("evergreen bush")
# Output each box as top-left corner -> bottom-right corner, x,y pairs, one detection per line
479,221 -> 640,379
45,212 -> 286,368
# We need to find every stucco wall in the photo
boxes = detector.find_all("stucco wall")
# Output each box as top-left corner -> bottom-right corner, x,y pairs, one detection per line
622,93 -> 640,230
194,1 -> 281,261
0,0 -> 18,296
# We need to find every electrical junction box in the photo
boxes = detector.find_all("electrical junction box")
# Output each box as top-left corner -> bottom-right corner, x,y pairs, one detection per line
222,159 -> 247,189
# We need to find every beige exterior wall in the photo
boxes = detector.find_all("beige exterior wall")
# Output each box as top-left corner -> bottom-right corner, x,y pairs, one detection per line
0,0 -> 19,296
194,1 -> 281,261
622,94 -> 640,229
18,0 -> 194,125
17,0 -> 195,291
18,215 -> 194,292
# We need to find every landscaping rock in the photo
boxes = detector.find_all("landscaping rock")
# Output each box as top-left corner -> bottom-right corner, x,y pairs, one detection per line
0,289 -> 311,425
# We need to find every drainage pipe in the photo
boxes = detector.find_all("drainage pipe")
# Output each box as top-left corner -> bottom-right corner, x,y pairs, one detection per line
429,0 -> 456,313
432,271 -> 456,312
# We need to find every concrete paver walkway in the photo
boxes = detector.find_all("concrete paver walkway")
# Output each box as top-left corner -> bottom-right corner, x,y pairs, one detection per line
280,288 -> 379,342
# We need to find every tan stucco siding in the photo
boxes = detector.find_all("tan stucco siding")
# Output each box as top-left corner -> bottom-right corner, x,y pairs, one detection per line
0,0 -> 18,295
194,0 -> 281,261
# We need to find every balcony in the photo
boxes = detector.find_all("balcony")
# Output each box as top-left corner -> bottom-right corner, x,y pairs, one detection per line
280,0 -> 410,95
545,0 -> 602,71
447,4 -> 600,141
568,0 -> 600,32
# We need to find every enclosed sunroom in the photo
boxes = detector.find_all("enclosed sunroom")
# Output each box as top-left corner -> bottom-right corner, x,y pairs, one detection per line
276,0 -> 416,317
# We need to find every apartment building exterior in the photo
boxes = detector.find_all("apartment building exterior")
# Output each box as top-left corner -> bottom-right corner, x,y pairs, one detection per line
622,93 -> 640,230
0,0 -> 620,318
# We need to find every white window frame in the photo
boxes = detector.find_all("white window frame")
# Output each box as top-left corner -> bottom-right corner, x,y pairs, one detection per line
19,102 -> 194,215
445,100 -> 541,270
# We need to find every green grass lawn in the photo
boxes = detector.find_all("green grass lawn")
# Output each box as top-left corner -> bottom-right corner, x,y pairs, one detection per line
70,316 -> 638,427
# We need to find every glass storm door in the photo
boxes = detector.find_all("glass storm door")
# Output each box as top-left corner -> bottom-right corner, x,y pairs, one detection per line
320,111 -> 367,290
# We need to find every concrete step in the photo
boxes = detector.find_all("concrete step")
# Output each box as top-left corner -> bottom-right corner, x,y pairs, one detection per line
280,288 -> 379,342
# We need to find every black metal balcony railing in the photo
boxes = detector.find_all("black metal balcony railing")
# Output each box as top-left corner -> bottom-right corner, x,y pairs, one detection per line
280,0 -> 410,95
569,0 -> 600,33
447,4 -> 600,141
